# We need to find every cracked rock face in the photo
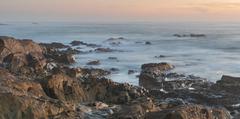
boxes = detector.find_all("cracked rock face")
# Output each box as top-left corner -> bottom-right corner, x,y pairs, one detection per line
0,68 -> 76,119
0,36 -> 43,63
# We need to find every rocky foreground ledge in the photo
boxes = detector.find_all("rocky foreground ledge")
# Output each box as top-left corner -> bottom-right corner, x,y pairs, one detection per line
0,36 -> 238,119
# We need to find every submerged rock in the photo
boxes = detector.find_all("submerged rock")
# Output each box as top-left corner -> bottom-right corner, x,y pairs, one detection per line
95,48 -> 115,53
70,40 -> 82,46
154,55 -> 168,58
105,37 -> 128,46
145,41 -> 151,45
110,68 -> 120,72
173,33 -> 206,38
128,70 -> 137,75
87,60 -> 101,65
108,57 -> 118,60
70,40 -> 100,47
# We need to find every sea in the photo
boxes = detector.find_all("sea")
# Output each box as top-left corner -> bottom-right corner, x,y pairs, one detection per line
1,21 -> 240,85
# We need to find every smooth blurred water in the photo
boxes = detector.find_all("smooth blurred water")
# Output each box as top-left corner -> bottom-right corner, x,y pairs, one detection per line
1,22 -> 240,85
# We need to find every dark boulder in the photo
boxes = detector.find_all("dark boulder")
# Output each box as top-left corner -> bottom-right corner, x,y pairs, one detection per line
39,42 -> 69,49
95,48 -> 115,53
212,75 -> 240,94
173,34 -> 206,38
139,62 -> 174,89
128,70 -> 137,75
87,60 -> 101,65
70,40 -> 82,46
145,41 -> 151,45
70,40 -> 100,47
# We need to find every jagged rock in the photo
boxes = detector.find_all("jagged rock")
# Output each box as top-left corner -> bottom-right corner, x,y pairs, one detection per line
212,75 -> 240,94
66,67 -> 83,78
145,104 -> 230,119
27,52 -> 47,72
42,73 -> 87,103
51,67 -> 110,79
139,62 -> 174,89
82,78 -> 148,104
40,42 -> 76,65
141,63 -> 174,74
0,36 -> 44,63
109,97 -> 157,119
55,53 -> 75,64
3,52 -> 47,75
39,42 -> 69,49
139,62 -> 212,91
0,68 -> 78,119
0,37 -> 47,75
88,101 -> 109,110
80,68 -> 111,78
64,47 -> 82,54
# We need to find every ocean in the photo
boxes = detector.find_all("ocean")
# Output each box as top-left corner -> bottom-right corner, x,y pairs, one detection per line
1,22 -> 240,85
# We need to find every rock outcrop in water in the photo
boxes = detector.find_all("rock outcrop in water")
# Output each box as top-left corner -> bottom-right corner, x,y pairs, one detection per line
173,33 -> 206,38
0,36 -> 236,119
138,62 -> 240,119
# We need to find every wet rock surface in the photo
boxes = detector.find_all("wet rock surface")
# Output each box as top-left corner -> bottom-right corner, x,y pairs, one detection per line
70,40 -> 100,47
94,48 -> 116,53
105,37 -> 128,46
139,62 -> 240,119
0,36 -> 237,119
87,60 -> 101,65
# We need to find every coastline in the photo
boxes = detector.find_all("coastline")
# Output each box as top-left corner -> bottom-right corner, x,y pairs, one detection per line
0,36 -> 238,119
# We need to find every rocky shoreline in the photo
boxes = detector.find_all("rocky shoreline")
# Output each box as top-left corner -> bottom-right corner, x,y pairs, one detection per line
0,36 -> 239,119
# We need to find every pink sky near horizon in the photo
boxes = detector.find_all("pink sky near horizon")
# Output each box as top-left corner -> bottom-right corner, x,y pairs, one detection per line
1,0 -> 240,22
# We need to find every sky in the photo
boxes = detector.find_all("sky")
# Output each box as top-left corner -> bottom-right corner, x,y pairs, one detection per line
1,0 -> 240,22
